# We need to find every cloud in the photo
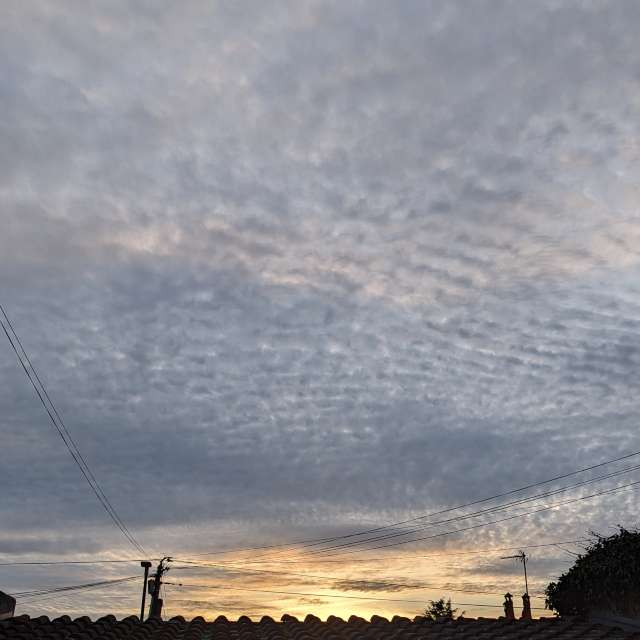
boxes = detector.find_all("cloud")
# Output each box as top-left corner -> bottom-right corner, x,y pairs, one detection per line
174,598 -> 279,614
297,597 -> 329,606
0,535 -> 103,556
2,0 -> 640,620
332,579 -> 423,593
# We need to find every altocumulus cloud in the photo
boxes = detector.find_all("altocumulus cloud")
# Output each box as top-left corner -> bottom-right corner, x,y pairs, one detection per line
1,0 -> 640,618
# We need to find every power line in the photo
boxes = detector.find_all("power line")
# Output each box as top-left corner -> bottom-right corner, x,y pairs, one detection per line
170,559 -> 546,599
14,576 -> 139,606
0,303 -> 146,556
164,581 -> 548,610
302,464 -> 640,556
552,544 -> 581,559
182,448 -> 640,559
189,480 -> 608,568
180,538 -> 590,566
314,479 -> 640,557
0,304 -> 145,555
261,462 -> 640,560
12,575 -> 139,599
0,558 -> 156,567
0,539 -> 590,570
1,538 -> 589,572
16,587 -> 131,607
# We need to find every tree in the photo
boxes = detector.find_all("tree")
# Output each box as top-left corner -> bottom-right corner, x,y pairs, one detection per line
545,528 -> 640,617
424,597 -> 462,621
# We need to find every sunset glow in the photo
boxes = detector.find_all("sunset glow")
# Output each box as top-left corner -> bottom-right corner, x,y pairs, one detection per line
2,0 -> 640,624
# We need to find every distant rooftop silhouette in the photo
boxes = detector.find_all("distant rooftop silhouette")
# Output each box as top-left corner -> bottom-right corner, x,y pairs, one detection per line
3,612 -> 640,640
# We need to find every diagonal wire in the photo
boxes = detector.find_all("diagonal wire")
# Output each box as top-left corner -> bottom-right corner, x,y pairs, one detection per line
178,538 -> 591,566
313,479 -> 640,557
1,539 -> 590,568
0,304 -> 146,556
164,581 -> 548,610
183,448 -> 640,560
0,558 -> 156,566
301,464 -> 640,555
12,575 -> 139,599
170,560 -> 546,599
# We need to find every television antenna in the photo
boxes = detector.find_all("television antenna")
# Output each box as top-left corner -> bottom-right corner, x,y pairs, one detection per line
501,550 -> 529,595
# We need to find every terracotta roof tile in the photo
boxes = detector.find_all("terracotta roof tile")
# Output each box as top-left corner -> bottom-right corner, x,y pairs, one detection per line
2,614 -> 640,640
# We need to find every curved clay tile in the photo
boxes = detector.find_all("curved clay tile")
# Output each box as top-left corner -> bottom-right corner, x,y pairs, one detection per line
7,614 -> 640,640
304,615 -> 321,625
52,615 -> 72,624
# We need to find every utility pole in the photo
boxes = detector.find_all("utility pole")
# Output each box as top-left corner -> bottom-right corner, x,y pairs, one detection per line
139,561 -> 152,622
501,550 -> 529,595
148,557 -> 171,620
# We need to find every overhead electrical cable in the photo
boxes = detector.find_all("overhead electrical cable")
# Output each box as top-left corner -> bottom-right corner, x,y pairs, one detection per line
182,448 -> 640,559
164,581 -> 547,610
0,303 -> 146,556
1,538 -> 589,570
177,538 -> 590,566
170,559 -> 545,599
302,464 -> 640,555
313,479 -> 640,557
553,544 -> 581,558
182,473 -> 628,565
16,588 -> 128,607
13,576 -> 139,606
11,575 -> 139,599
0,558 -> 157,567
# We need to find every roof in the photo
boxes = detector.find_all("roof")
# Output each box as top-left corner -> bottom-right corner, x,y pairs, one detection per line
3,613 -> 640,640
0,592 -> 15,622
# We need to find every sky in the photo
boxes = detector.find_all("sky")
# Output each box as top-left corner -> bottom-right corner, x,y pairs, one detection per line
1,0 -> 640,622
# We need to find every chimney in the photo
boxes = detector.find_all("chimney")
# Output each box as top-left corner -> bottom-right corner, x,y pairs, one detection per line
521,593 -> 532,620
0,591 -> 16,620
149,597 -> 163,619
503,592 -> 515,620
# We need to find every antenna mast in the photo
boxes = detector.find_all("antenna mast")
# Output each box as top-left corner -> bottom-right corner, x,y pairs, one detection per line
500,550 -> 529,595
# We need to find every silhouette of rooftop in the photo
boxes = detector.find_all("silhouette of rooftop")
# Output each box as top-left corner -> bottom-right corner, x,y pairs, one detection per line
3,613 -> 640,640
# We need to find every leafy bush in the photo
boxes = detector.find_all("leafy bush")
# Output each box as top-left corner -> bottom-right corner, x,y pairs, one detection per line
545,528 -> 640,617
424,598 -> 462,620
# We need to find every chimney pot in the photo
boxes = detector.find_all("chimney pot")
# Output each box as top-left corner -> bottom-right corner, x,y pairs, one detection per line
503,593 -> 515,620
